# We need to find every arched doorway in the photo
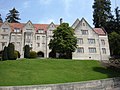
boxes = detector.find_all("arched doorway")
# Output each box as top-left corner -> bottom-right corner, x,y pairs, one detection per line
49,51 -> 56,58
37,51 -> 44,58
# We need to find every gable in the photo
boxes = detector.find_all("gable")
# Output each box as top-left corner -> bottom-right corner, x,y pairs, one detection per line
0,21 -> 11,33
71,18 -> 80,29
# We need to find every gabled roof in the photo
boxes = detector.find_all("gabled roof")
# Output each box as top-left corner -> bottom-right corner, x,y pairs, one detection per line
34,24 -> 49,31
93,28 -> 106,36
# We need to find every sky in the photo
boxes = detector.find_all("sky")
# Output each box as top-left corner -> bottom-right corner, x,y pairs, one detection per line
0,0 -> 120,27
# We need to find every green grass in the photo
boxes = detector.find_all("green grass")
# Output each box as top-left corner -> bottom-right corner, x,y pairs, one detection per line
0,59 -> 120,86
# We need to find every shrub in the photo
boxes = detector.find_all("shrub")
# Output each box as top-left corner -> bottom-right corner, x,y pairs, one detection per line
2,46 -> 8,61
16,51 -> 20,58
30,51 -> 37,58
24,45 -> 30,58
14,51 -> 18,60
7,43 -> 15,60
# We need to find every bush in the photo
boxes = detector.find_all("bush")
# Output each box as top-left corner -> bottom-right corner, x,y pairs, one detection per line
24,45 -> 30,58
16,51 -> 20,58
29,51 -> 37,58
14,51 -> 18,60
2,46 -> 8,61
7,43 -> 15,60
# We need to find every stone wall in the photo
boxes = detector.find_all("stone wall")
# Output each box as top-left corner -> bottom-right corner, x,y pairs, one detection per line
0,77 -> 120,90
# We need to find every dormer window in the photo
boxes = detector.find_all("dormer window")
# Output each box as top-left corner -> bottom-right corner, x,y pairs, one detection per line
14,28 -> 20,32
38,29 -> 44,33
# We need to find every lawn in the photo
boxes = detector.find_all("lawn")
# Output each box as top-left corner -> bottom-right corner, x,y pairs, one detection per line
0,59 -> 120,86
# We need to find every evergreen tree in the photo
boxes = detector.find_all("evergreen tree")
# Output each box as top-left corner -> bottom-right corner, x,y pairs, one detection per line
93,0 -> 111,28
6,8 -> 21,23
7,43 -> 15,60
49,23 -> 77,59
24,45 -> 30,58
0,14 -> 3,23
2,46 -> 8,60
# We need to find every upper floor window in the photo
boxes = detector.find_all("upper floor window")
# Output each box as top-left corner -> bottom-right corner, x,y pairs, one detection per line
26,29 -> 32,32
102,48 -> 106,54
2,35 -> 8,39
77,47 -> 84,53
83,23 -> 85,26
88,39 -> 95,44
11,35 -> 15,40
38,29 -> 44,33
37,36 -> 40,40
89,47 -> 96,53
2,28 -> 8,32
77,38 -> 83,44
14,28 -> 20,32
42,36 -> 45,44
81,30 -> 88,35
101,39 -> 105,45
37,43 -> 40,47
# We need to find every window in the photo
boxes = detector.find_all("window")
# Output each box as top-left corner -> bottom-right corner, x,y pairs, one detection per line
49,30 -> 53,34
1,42 -> 6,49
14,28 -> 20,32
26,29 -> 32,32
38,29 -> 44,33
101,39 -> 105,45
2,28 -> 8,32
83,23 -> 85,26
11,35 -> 15,40
2,35 -> 8,39
17,35 -> 21,39
102,48 -> 106,54
89,47 -> 96,53
37,43 -> 40,47
88,39 -> 95,44
42,36 -> 45,44
37,36 -> 40,40
77,38 -> 83,44
17,42 -> 20,46
81,30 -> 88,35
77,47 -> 84,53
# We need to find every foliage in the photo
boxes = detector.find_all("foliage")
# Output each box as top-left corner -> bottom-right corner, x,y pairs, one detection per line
29,51 -> 37,58
0,14 -> 3,23
16,51 -> 20,58
92,0 -> 111,28
6,8 -> 20,23
109,32 -> 120,56
7,43 -> 15,60
2,46 -> 8,61
0,59 -> 119,86
14,51 -> 18,60
24,45 -> 30,58
49,23 -> 77,59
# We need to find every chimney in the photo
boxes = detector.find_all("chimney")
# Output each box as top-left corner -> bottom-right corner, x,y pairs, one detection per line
60,18 -> 63,24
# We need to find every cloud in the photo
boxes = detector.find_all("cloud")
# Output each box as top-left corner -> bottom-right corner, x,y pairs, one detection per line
38,0 -> 52,5
63,0 -> 74,17
38,19 -> 55,24
23,1 -> 31,8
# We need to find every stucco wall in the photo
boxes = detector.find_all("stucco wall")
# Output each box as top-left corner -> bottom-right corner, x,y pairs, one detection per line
0,77 -> 120,90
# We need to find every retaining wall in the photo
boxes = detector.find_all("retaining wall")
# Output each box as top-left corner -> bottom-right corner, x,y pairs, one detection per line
0,77 -> 120,90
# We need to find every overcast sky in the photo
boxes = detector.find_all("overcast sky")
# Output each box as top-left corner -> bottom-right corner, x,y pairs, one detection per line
0,0 -> 120,27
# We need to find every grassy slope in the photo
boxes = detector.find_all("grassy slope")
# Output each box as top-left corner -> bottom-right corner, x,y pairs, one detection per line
0,59 -> 119,86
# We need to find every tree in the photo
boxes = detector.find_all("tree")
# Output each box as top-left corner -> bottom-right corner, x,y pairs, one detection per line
0,14 -> 3,23
93,0 -> 111,28
24,45 -> 30,58
109,32 -> 120,56
2,46 -> 8,60
49,23 -> 77,59
7,43 -> 15,60
6,8 -> 21,23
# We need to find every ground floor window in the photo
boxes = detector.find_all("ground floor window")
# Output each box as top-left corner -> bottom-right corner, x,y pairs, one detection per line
77,47 -> 84,53
102,48 -> 106,54
89,47 -> 96,53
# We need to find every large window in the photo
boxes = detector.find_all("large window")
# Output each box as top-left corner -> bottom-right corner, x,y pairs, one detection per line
81,30 -> 88,35
37,43 -> 40,47
102,48 -> 106,54
88,39 -> 95,44
89,47 -> 96,53
14,28 -> 20,32
2,35 -> 8,39
42,36 -> 45,44
38,29 -> 44,33
77,38 -> 83,44
101,39 -> 105,45
77,47 -> 84,53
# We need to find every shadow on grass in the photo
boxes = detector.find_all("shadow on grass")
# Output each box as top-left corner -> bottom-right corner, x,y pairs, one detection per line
93,66 -> 120,78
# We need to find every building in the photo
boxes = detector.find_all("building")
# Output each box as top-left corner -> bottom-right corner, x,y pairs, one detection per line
0,18 -> 110,60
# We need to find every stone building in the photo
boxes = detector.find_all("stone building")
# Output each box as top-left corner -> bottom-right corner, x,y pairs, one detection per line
0,18 -> 110,60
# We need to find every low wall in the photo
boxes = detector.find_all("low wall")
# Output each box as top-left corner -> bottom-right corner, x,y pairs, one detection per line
0,77 -> 120,90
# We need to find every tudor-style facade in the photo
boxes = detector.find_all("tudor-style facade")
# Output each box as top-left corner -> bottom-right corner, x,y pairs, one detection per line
0,18 -> 110,60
